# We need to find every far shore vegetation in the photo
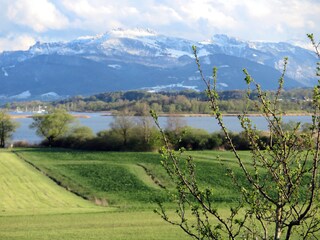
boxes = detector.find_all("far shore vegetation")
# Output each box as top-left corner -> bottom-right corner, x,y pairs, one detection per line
1,88 -> 315,115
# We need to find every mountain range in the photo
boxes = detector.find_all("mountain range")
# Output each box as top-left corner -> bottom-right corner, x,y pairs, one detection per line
0,28 -> 318,101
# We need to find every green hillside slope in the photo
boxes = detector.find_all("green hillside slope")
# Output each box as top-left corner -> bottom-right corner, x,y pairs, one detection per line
0,150 -> 106,216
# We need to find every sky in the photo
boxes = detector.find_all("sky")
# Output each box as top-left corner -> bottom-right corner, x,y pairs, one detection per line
0,0 -> 319,52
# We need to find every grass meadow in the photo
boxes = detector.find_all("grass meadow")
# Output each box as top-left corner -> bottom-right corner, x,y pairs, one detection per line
0,148 -> 257,239
0,211 -> 186,240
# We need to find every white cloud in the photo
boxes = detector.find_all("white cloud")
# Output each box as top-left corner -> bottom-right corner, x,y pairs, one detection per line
138,5 -> 183,25
0,35 -> 36,52
243,0 -> 271,18
0,0 -> 319,51
178,0 -> 237,28
178,0 -> 319,43
7,0 -> 69,32
60,0 -> 183,32
233,0 -> 320,41
38,0 -> 319,43
61,0 -> 113,18
60,0 -> 124,31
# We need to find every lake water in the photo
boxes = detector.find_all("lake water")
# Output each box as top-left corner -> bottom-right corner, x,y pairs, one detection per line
11,112 -> 312,143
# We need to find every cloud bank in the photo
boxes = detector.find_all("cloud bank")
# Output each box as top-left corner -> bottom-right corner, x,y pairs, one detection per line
0,0 -> 319,51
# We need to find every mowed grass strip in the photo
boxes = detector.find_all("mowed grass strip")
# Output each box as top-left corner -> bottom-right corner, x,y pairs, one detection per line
0,150 -> 106,216
0,211 -> 187,240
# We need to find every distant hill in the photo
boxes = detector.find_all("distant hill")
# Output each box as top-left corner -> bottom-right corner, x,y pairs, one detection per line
0,28 -> 317,101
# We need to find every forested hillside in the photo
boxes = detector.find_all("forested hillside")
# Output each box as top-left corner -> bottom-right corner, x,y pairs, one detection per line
7,88 -> 313,114
54,89 -> 314,114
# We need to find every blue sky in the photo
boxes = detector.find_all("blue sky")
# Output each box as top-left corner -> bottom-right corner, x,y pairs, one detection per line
0,0 -> 319,52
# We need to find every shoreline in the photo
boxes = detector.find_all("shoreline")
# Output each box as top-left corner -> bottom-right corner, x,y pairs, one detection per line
9,112 -> 313,119
10,114 -> 91,119
157,112 -> 313,117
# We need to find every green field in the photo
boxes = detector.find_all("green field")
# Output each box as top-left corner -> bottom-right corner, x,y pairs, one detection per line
0,150 -> 105,216
0,148 -> 251,239
0,211 -> 186,240
12,149 -> 251,207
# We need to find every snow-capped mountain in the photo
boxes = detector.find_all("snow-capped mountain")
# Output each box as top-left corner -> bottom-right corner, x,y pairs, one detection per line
0,28 -> 318,101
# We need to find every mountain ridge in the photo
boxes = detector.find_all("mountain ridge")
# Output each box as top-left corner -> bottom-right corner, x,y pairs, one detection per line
0,28 -> 317,101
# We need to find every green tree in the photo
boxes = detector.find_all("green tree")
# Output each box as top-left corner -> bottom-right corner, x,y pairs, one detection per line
4,103 -> 11,110
152,35 -> 320,240
30,109 -> 75,146
110,109 -> 135,147
178,127 -> 210,150
60,125 -> 95,149
67,125 -> 94,141
0,111 -> 19,148
165,116 -> 186,133
136,105 -> 154,145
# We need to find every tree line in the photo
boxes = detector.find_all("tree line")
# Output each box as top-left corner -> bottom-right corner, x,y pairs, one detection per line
6,88 -> 314,115
55,88 -> 314,114
0,108 -> 312,152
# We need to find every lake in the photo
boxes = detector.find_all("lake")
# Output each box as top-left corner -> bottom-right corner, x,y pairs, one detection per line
11,112 -> 312,143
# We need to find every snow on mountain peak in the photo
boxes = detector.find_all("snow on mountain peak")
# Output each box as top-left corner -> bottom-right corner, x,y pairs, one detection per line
108,28 -> 158,38
41,92 -> 59,97
28,41 -> 69,55
76,33 -> 104,41
287,39 -> 314,51
10,91 -> 31,99
211,34 -> 245,46
74,28 -> 158,42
